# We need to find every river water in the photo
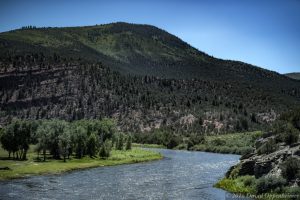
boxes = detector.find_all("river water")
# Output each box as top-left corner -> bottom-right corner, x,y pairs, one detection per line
0,149 -> 240,200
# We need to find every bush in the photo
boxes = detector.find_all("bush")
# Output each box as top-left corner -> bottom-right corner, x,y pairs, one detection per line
166,135 -> 181,149
284,130 -> 299,145
211,138 -> 226,146
243,176 -> 256,187
255,175 -> 286,194
99,140 -> 112,158
283,187 -> 300,200
257,138 -> 277,155
281,157 -> 300,181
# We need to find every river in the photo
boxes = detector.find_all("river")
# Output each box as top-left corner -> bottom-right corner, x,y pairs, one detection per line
0,149 -> 240,200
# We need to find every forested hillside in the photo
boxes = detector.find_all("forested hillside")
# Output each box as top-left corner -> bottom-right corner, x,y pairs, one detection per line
0,23 -> 299,134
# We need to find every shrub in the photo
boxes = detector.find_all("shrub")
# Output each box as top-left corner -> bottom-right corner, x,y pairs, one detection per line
255,175 -> 286,194
211,138 -> 226,146
166,135 -> 181,149
242,176 -> 256,187
99,140 -> 112,158
281,157 -> 300,181
257,138 -> 277,155
284,130 -> 299,145
283,187 -> 300,199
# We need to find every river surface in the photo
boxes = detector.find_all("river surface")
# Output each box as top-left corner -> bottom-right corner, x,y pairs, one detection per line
0,149 -> 240,200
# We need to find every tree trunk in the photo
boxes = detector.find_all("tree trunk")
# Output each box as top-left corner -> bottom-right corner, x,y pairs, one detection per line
43,149 -> 46,161
22,150 -> 27,160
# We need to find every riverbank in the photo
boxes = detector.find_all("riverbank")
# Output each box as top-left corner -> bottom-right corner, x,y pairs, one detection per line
134,131 -> 262,155
192,131 -> 262,155
215,176 -> 300,200
0,148 -> 162,180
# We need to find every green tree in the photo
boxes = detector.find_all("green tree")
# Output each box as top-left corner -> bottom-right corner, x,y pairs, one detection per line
36,122 -> 51,161
99,140 -> 112,158
86,133 -> 98,157
74,126 -> 87,158
0,120 -> 32,160
0,127 -> 14,158
59,129 -> 71,162
48,120 -> 68,159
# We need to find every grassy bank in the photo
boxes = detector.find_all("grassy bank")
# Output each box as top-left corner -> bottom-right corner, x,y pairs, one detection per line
216,176 -> 300,200
0,148 -> 162,180
192,131 -> 262,155
132,143 -> 165,148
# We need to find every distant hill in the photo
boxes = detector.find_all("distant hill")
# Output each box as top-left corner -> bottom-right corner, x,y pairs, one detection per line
285,72 -> 300,80
0,22 -> 299,132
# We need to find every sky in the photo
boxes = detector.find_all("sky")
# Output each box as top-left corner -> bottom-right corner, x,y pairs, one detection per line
0,0 -> 299,74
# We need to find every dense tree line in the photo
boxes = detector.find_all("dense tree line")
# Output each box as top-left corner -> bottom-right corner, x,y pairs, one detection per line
0,119 -> 132,161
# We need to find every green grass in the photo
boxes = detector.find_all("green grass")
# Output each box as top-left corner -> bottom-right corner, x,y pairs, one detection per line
193,131 -> 262,155
0,147 -> 162,180
132,143 -> 165,148
215,176 -> 256,194
215,176 -> 300,200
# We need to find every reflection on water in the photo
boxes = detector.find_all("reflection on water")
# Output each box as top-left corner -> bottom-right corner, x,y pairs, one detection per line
0,149 -> 240,200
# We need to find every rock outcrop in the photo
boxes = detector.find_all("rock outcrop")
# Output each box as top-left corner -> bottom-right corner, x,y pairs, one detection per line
227,136 -> 300,179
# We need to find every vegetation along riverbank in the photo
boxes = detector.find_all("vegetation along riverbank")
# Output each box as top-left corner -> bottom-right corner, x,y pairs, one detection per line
0,119 -> 162,180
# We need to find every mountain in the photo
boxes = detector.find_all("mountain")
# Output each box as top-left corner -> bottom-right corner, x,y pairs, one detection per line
285,72 -> 300,80
0,22 -> 299,132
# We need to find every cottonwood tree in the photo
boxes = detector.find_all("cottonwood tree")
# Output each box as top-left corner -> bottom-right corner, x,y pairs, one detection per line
59,129 -> 71,162
74,126 -> 87,158
86,133 -> 98,157
0,120 -> 32,160
36,122 -> 51,161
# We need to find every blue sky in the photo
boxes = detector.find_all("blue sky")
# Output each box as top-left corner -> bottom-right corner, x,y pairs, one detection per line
0,0 -> 299,73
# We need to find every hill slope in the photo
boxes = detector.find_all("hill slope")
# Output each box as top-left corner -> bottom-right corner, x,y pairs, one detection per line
285,72 -> 300,80
0,22 -> 299,132
0,23 -> 298,83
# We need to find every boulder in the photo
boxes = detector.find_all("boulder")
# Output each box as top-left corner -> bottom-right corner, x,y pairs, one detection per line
238,159 -> 255,176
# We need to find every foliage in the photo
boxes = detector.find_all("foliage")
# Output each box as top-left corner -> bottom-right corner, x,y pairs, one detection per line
59,129 -> 71,162
0,119 -> 34,160
281,157 -> 300,181
116,133 -> 124,150
215,176 -> 255,194
255,175 -> 286,195
125,134 -> 132,150
193,131 -> 261,155
86,133 -> 98,157
99,140 -> 112,158
0,119 -> 132,162
257,138 -> 277,155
